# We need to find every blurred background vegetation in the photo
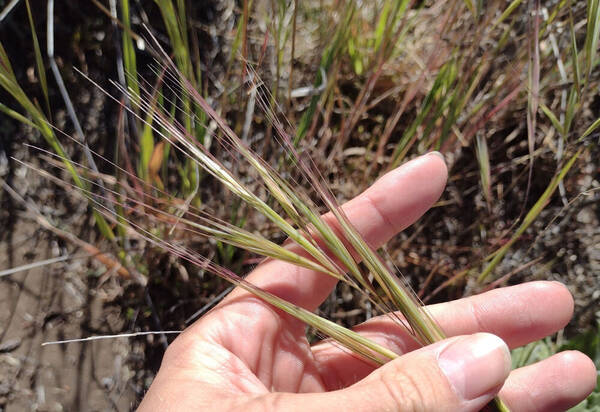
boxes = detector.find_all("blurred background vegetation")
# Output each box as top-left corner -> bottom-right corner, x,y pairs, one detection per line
0,0 -> 598,409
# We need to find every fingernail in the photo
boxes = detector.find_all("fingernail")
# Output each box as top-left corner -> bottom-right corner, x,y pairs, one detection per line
428,151 -> 445,162
437,333 -> 511,401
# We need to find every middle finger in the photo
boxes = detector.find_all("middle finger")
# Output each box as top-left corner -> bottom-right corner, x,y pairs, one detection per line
312,281 -> 574,389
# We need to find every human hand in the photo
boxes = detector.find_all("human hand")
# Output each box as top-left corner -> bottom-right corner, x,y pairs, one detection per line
138,153 -> 596,412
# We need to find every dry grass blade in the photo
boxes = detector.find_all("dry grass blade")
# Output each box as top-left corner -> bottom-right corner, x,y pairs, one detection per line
476,134 -> 492,211
523,0 -> 541,218
0,255 -> 70,278
0,0 -> 20,22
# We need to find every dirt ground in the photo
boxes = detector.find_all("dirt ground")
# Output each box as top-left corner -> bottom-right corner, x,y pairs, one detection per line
0,196 -> 139,410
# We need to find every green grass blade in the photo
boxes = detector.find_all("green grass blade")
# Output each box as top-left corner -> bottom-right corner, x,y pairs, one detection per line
0,102 -> 39,130
389,60 -> 454,168
374,0 -> 393,51
295,3 -> 356,144
140,112 -> 155,181
463,0 -> 476,17
579,116 -> 600,141
121,0 -> 140,109
493,0 -> 524,29
584,0 -> 600,84
563,87 -> 578,137
0,40 -> 16,79
539,102 -> 564,136
570,11 -> 581,95
478,149 -> 582,283
25,0 -> 50,117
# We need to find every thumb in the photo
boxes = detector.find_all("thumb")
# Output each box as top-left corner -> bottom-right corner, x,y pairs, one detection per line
274,333 -> 511,412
